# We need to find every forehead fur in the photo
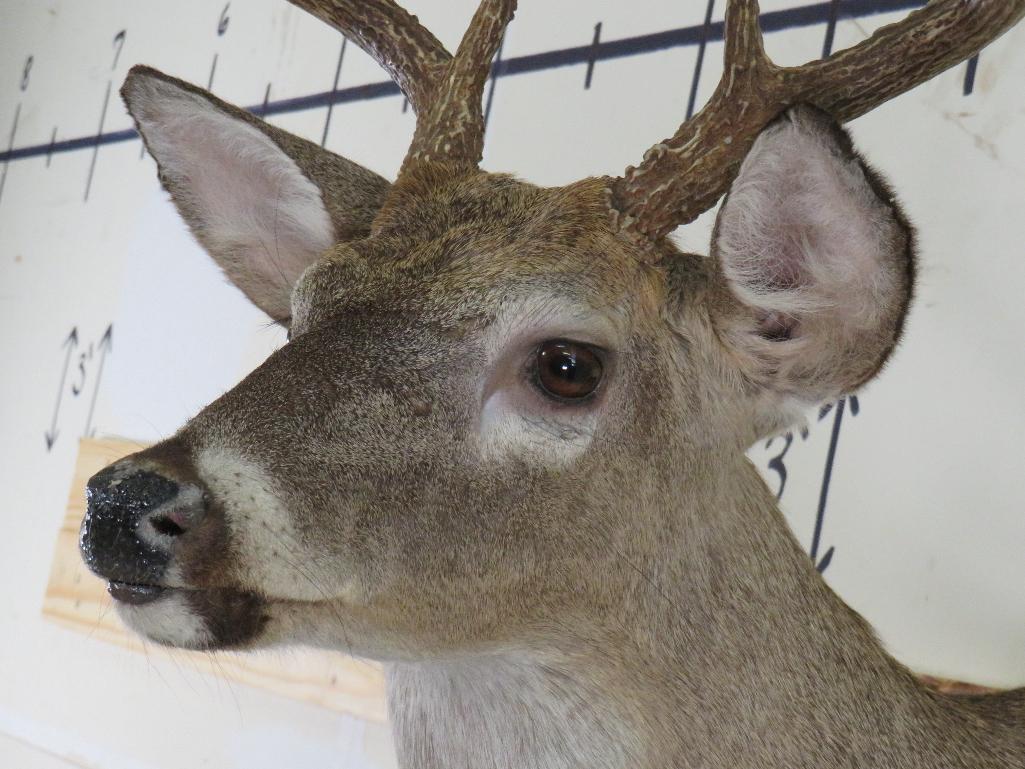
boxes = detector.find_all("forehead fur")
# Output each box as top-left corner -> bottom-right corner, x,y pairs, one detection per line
303,169 -> 671,323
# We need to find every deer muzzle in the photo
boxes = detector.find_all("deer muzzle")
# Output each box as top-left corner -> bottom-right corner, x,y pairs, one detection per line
78,438 -> 270,650
80,438 -> 210,602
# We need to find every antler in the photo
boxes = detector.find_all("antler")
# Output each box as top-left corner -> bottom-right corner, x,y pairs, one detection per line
289,0 -> 515,171
287,0 -> 450,116
407,0 -> 515,167
608,0 -> 1025,245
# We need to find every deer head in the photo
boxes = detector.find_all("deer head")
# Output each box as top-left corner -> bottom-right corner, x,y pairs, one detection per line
80,1 -> 1025,766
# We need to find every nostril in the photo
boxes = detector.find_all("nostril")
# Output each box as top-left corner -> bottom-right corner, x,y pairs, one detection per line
143,483 -> 207,540
150,513 -> 187,537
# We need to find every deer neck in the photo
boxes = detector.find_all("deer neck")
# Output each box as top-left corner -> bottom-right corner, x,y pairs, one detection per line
385,457 -> 1019,769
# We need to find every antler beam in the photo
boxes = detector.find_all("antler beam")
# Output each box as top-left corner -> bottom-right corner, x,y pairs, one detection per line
609,0 -> 1025,244
287,0 -> 451,115
791,1 -> 1025,122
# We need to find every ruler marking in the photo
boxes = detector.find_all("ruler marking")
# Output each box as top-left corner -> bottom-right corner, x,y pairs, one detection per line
0,0 -> 927,166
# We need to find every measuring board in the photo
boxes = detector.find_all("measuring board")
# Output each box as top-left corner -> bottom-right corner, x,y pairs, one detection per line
2,2 -> 1025,768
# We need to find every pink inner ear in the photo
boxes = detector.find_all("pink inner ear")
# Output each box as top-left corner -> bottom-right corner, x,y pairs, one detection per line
181,125 -> 327,281
758,227 -> 805,292
151,105 -> 333,279
715,110 -> 905,335
126,74 -> 334,319
710,107 -> 914,417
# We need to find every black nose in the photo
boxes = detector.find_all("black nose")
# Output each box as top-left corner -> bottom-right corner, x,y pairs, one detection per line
79,443 -> 207,588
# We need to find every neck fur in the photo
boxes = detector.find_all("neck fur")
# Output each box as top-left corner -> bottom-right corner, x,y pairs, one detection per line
385,459 -> 1021,769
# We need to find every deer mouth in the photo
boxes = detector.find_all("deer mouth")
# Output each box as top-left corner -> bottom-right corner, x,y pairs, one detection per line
107,579 -> 168,605
107,580 -> 269,650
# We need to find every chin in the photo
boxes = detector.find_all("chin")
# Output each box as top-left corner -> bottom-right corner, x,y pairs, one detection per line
108,581 -> 269,651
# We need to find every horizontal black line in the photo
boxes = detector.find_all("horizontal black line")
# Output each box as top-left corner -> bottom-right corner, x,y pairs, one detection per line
0,0 -> 924,164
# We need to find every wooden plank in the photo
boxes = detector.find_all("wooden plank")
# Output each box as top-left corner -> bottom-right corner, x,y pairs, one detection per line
42,437 -> 388,722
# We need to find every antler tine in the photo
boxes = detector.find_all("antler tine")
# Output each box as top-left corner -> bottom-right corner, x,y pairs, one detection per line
722,0 -> 770,75
291,0 -> 515,172
609,0 -> 1025,246
405,0 -> 517,169
287,0 -> 451,115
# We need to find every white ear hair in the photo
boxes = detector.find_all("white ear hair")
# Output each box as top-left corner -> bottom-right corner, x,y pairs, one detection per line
125,72 -> 334,320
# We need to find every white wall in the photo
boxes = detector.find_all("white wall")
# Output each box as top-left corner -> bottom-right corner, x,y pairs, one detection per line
1,1 -> 1023,766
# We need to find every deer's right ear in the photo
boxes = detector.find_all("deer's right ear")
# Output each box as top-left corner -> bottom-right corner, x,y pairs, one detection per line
121,66 -> 390,321
707,106 -> 915,437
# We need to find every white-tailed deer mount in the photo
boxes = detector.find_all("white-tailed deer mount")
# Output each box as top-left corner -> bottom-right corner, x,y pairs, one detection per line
78,1 -> 1025,767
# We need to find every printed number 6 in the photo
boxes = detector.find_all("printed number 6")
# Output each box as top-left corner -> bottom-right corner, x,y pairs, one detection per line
218,3 -> 230,36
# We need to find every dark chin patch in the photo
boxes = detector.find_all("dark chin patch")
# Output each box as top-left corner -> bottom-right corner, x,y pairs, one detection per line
183,588 -> 268,649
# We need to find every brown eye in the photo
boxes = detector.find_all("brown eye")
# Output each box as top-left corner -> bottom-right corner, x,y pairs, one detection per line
535,340 -> 603,401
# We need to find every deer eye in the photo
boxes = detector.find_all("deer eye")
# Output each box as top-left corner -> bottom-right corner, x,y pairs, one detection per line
534,340 -> 603,401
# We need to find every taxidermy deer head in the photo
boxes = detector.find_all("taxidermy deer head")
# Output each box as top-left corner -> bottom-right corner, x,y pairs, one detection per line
80,1 -> 1025,767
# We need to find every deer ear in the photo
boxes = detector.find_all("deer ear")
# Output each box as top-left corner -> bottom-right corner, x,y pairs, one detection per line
121,66 -> 390,321
710,105 -> 915,433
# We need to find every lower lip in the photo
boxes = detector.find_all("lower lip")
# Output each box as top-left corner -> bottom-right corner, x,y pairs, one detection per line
107,580 -> 168,605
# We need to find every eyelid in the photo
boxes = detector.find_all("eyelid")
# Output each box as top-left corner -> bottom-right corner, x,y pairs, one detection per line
527,337 -> 612,363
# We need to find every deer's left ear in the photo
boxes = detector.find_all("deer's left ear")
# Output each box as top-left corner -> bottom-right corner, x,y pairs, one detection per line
710,105 -> 915,432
